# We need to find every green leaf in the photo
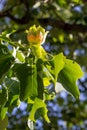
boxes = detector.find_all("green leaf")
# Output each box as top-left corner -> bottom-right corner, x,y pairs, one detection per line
72,0 -> 81,3
29,97 -> 50,123
5,78 -> 19,95
0,116 -> 8,130
0,30 -> 16,46
43,77 -> 50,87
0,107 -> 8,120
0,45 -> 14,78
0,44 -> 9,55
37,74 -> 44,99
58,59 -> 84,98
36,59 -> 44,99
56,0 -> 66,6
43,66 -> 54,83
0,54 -> 14,79
10,95 -> 19,105
51,53 -> 65,83
16,51 -> 25,62
5,93 -> 19,112
13,63 -> 38,101
0,35 -> 12,44
0,87 -> 8,106
44,90 -> 55,100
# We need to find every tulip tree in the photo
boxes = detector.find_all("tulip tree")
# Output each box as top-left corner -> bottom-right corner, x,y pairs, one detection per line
0,25 -> 83,129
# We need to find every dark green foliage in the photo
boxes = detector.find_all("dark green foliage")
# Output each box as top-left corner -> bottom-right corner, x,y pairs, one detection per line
0,45 -> 14,79
0,87 -> 8,106
13,63 -> 38,101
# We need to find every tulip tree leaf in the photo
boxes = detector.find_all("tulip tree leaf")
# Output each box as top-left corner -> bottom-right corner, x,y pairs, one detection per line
0,45 -> 14,78
0,116 -> 8,130
0,54 -> 14,79
13,63 -> 38,101
0,107 -> 8,120
5,78 -> 19,95
37,74 -> 44,99
29,97 -> 50,123
16,51 -> 25,62
51,53 -> 65,83
0,87 -> 8,106
58,59 -> 84,98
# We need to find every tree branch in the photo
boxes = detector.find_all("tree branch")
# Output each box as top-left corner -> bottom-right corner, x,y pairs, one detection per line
0,9 -> 87,33
39,18 -> 87,33
79,79 -> 87,91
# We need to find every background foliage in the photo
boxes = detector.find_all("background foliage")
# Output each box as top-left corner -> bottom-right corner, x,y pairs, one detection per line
0,0 -> 87,130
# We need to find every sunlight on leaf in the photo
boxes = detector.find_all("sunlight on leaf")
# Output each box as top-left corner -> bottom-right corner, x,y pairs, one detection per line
29,97 -> 50,123
52,53 -> 65,83
58,59 -> 84,98
55,82 -> 66,93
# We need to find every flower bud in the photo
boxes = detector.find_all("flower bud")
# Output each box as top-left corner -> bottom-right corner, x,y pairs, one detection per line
26,25 -> 48,46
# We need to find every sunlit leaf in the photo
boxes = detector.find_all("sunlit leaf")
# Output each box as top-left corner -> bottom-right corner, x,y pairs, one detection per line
43,66 -> 54,83
58,59 -> 84,98
44,90 -> 55,100
56,0 -> 66,6
55,82 -> 66,93
27,119 -> 34,130
0,107 -> 8,120
29,97 -> 50,123
10,95 -> 19,105
51,53 -> 65,83
16,51 -> 25,62
43,77 -> 50,87
72,0 -> 81,3
58,33 -> 64,43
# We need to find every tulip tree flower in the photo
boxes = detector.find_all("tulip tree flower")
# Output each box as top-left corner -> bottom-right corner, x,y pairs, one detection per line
26,25 -> 48,60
